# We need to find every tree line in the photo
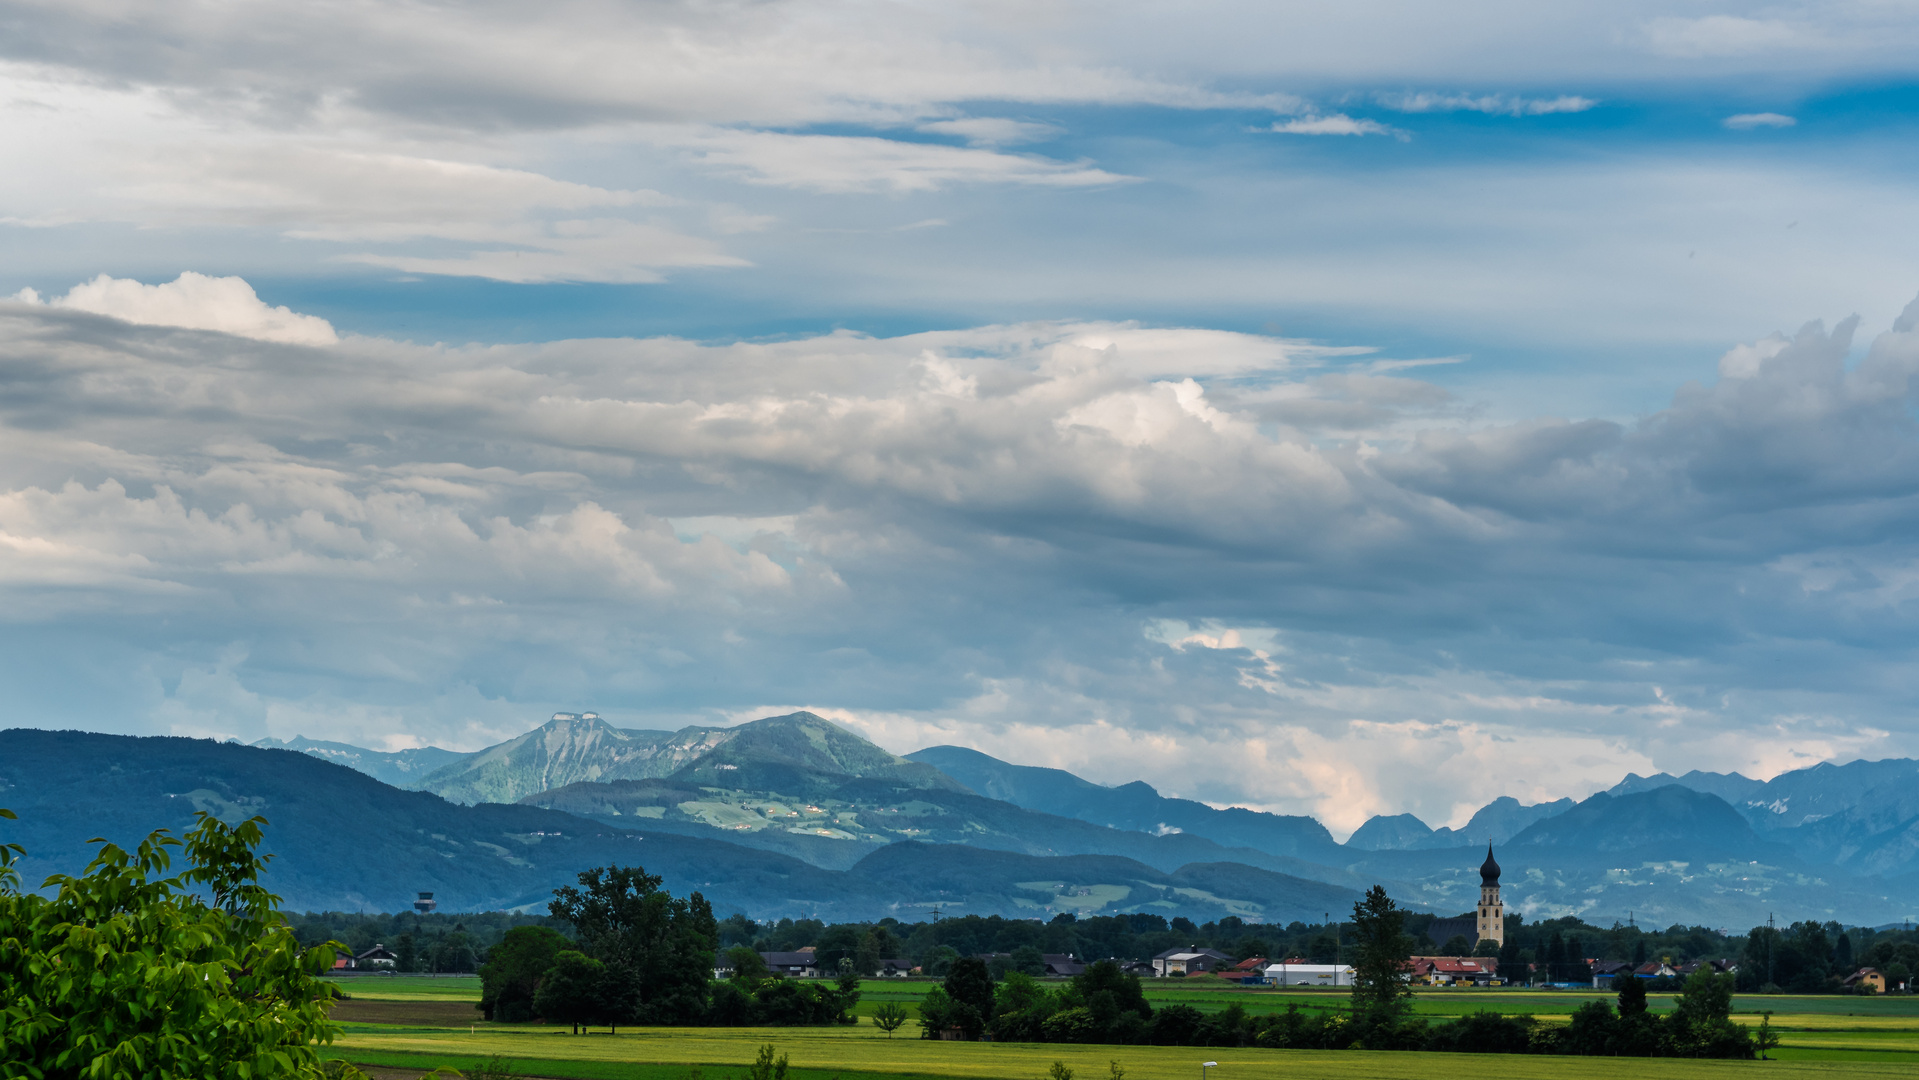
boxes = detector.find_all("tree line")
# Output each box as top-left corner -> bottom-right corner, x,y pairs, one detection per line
713,906 -> 1914,993
910,886 -> 1759,1058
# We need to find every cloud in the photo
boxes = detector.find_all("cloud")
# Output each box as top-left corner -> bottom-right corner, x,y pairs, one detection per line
1376,92 -> 1598,116
1266,114 -> 1403,138
664,128 -> 1132,193
1723,112 -> 1797,130
0,112 -> 740,284
5,295 -> 1919,821
14,272 -> 337,344
1643,16 -> 1810,59
917,117 -> 1062,146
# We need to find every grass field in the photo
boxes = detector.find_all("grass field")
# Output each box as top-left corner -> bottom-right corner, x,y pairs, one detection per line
321,975 -> 1919,1079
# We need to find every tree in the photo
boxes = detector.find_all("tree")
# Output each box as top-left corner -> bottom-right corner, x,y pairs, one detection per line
746,1043 -> 789,1080
1438,934 -> 1473,957
1071,959 -> 1152,1029
872,1002 -> 910,1037
534,950 -> 608,1034
395,932 -> 421,973
549,864 -> 718,1024
1755,1012 -> 1780,1060
1616,970 -> 1649,1016
429,928 -> 480,972
916,985 -> 957,1038
1545,932 -> 1567,982
1671,966 -> 1751,1058
1347,886 -> 1416,1035
943,956 -> 995,1039
480,925 -> 570,1022
1011,944 -> 1047,976
855,933 -> 883,976
1472,938 -> 1501,958
728,944 -> 771,985
0,808 -> 344,1079
1671,965 -> 1735,1029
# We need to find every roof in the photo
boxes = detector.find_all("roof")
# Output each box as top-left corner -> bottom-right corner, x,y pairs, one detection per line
1043,954 -> 1086,976
1480,845 -> 1501,885
1842,968 -> 1882,985
1412,957 -> 1496,975
761,951 -> 820,967
356,945 -> 397,960
1232,957 -> 1267,970
1152,946 -> 1232,960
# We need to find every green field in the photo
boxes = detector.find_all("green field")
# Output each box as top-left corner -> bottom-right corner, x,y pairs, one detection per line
322,976 -> 1919,1079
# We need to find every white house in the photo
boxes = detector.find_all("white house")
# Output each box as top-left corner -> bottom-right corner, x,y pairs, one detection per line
1261,962 -> 1354,986
1151,947 -> 1234,976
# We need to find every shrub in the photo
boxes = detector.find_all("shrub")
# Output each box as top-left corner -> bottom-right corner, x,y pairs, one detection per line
0,808 -> 343,1080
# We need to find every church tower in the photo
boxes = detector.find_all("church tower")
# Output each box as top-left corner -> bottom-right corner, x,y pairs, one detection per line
1477,845 -> 1504,946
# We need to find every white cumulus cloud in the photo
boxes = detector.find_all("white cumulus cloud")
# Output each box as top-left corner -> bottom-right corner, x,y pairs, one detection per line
15,272 -> 337,345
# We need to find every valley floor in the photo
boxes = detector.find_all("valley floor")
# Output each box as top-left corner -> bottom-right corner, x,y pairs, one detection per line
322,976 -> 1919,1080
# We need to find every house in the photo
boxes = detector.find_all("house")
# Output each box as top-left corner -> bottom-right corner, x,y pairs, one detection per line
1117,960 -> 1158,978
1151,946 -> 1234,976
1843,968 -> 1887,994
1230,957 -> 1267,984
1409,956 -> 1499,986
1674,959 -> 1738,978
1043,954 -> 1086,977
760,949 -> 821,978
1632,961 -> 1677,979
331,954 -> 355,971
1590,960 -> 1635,987
1261,961 -> 1354,986
355,944 -> 398,969
878,958 -> 915,977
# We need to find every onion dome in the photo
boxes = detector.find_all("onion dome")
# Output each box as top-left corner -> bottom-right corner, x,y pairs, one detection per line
1480,845 -> 1501,886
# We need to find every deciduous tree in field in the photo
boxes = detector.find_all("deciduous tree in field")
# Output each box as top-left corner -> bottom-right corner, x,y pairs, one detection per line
871,1001 -> 909,1037
0,807 -> 343,1079
549,864 -> 718,1025
479,925 -> 570,1022
533,950 -> 608,1034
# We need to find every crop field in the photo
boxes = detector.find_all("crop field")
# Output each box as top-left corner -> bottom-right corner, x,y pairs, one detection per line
323,976 -> 1919,1079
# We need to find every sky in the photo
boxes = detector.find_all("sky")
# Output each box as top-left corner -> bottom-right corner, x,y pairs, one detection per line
3,2 -> 1919,837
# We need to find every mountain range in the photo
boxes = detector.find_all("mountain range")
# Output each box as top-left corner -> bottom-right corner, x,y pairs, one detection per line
3,711 -> 1916,928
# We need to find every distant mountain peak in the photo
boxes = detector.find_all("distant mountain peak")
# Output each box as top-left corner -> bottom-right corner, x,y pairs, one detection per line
418,710 -> 959,805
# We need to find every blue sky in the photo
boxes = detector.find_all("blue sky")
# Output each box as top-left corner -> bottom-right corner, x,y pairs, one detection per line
3,1 -> 1919,835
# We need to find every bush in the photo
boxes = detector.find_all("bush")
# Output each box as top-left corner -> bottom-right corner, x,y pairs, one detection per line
1427,1012 -> 1535,1055
1041,1007 -> 1100,1044
0,809 -> 344,1080
1149,1004 -> 1205,1046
